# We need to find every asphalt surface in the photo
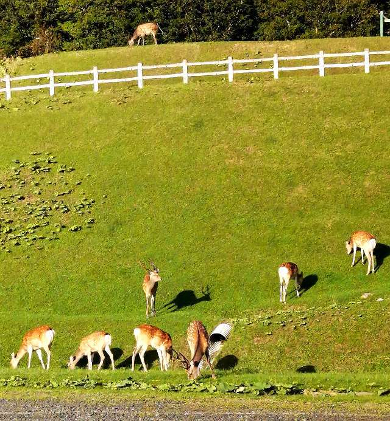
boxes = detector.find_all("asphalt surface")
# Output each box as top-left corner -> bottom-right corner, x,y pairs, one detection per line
0,399 -> 388,420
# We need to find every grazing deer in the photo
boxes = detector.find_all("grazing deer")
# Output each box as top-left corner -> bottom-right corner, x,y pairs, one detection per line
139,261 -> 161,318
68,331 -> 115,370
278,262 -> 304,304
346,231 -> 376,275
10,325 -> 55,369
174,320 -> 215,380
131,324 -> 173,371
128,22 -> 162,46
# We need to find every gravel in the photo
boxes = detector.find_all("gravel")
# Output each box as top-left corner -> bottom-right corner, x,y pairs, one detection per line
0,398 -> 386,420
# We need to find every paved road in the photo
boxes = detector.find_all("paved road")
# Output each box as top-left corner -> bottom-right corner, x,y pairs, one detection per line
0,399 -> 388,420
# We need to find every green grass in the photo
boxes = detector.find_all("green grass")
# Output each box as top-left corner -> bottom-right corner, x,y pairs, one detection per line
0,38 -> 390,398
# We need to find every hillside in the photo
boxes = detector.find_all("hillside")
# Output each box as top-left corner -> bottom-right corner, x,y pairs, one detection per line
0,38 -> 390,385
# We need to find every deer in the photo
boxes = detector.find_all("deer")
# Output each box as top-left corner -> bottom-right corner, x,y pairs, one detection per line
139,261 -> 161,318
174,320 -> 216,380
68,331 -> 115,370
128,22 -> 162,47
278,262 -> 304,304
10,325 -> 55,369
131,324 -> 173,371
346,231 -> 376,275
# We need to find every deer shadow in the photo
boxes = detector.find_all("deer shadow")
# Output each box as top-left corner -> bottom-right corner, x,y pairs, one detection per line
116,350 -> 159,370
73,347 -> 123,369
300,274 -> 318,295
161,286 -> 211,313
288,274 -> 318,299
296,365 -> 316,373
215,355 -> 239,370
375,243 -> 390,272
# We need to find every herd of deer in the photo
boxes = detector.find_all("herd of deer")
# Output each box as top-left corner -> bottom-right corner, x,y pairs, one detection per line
10,231 -> 376,375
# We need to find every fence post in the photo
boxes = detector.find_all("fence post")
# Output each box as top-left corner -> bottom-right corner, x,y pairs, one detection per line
93,66 -> 99,92
319,51 -> 325,77
4,74 -> 11,100
364,49 -> 370,74
137,63 -> 143,89
49,70 -> 55,96
182,59 -> 188,84
380,10 -> 384,37
227,56 -> 234,82
273,54 -> 279,79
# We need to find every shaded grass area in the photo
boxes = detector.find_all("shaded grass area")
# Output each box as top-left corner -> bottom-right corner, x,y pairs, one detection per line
0,39 -> 389,392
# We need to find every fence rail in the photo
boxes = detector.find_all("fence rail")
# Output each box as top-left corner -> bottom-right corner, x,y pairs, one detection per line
1,49 -> 390,100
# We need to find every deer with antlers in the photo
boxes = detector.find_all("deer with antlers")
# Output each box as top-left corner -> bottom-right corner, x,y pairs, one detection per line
128,22 -> 162,47
11,325 -> 55,369
131,324 -> 173,371
68,331 -> 115,370
174,320 -> 215,380
139,261 -> 161,318
278,262 -> 303,304
346,231 -> 376,275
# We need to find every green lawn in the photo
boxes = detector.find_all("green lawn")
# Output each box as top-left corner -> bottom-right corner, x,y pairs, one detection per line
0,38 -> 389,395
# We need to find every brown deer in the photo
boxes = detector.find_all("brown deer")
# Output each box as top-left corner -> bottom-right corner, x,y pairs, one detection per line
174,320 -> 215,380
346,231 -> 376,275
11,325 -> 55,369
128,22 -> 162,46
139,261 -> 161,318
131,324 -> 173,371
68,331 -> 115,370
278,262 -> 303,304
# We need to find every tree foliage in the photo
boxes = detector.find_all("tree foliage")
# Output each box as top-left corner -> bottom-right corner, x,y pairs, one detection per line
0,0 -> 387,57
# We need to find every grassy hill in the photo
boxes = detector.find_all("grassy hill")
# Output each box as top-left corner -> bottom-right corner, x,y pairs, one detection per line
0,38 -> 390,389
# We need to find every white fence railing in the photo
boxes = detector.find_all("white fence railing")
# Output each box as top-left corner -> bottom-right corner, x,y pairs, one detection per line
1,49 -> 390,100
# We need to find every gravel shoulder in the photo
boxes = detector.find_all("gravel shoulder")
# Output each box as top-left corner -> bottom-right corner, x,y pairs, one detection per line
0,394 -> 389,420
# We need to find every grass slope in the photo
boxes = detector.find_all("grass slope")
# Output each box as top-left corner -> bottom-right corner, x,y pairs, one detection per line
0,39 -> 389,390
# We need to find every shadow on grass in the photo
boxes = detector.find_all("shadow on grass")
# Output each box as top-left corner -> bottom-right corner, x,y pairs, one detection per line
116,349 -> 159,370
161,286 -> 211,313
296,365 -> 316,373
375,243 -> 390,272
215,355 -> 239,370
300,274 -> 318,295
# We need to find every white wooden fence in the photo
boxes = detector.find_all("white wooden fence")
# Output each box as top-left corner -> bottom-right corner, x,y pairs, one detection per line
1,49 -> 390,100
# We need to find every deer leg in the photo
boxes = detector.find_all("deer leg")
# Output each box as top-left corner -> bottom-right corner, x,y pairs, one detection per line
97,350 -> 105,370
142,37 -> 145,46
146,296 -> 150,318
36,349 -> 45,369
352,245 -> 357,266
279,279 -> 283,303
366,250 -> 373,275
205,350 -> 216,379
137,37 -> 141,46
27,346 -> 33,368
156,348 -> 163,370
87,351 -> 93,370
151,295 -> 156,316
295,277 -> 300,297
131,344 -> 142,371
105,345 -> 115,370
43,345 -> 51,370
361,248 -> 365,264
372,251 -> 376,273
139,346 -> 148,371
153,33 -> 157,44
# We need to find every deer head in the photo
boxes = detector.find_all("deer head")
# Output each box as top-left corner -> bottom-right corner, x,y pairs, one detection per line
345,240 -> 353,254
